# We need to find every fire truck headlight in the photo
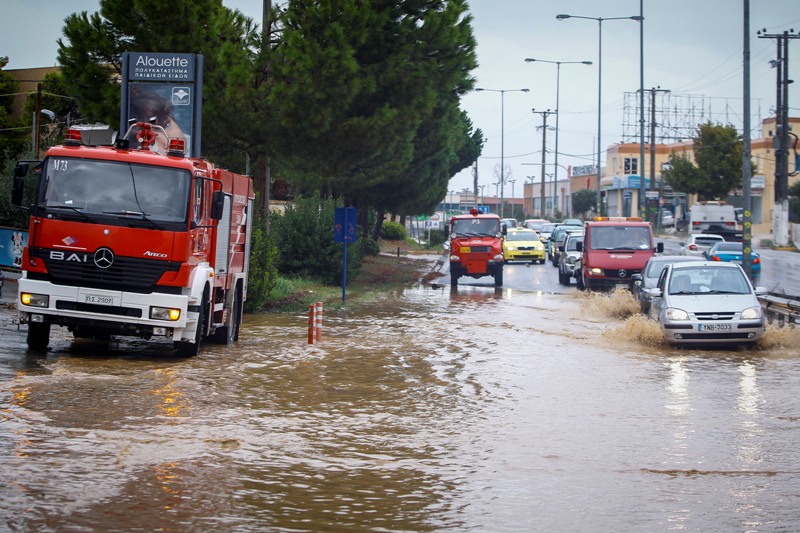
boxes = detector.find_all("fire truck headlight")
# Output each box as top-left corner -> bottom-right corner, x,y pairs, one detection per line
20,292 -> 49,308
449,254 -> 460,262
151,306 -> 181,321
493,254 -> 504,261
589,267 -> 603,275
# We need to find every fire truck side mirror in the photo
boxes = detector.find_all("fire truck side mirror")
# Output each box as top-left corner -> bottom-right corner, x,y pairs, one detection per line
11,163 -> 28,207
210,191 -> 225,220
575,241 -> 583,252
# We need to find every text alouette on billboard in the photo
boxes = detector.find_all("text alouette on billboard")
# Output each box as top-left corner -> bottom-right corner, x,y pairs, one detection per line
121,52 -> 204,158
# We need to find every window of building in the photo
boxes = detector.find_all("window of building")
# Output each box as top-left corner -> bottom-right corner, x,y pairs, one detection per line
623,158 -> 639,175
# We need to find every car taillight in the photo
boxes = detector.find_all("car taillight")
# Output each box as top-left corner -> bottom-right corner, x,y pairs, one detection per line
753,256 -> 760,264
711,255 -> 721,261
689,244 -> 697,251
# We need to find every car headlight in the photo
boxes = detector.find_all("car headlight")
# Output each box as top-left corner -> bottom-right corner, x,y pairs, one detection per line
741,306 -> 762,320
506,245 -> 516,251
665,308 -> 689,320
567,256 -> 577,264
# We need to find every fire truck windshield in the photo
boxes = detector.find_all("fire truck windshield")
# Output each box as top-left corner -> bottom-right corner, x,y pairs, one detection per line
452,218 -> 500,237
41,157 -> 190,223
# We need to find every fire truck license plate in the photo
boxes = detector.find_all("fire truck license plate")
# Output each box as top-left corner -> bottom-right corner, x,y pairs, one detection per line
81,292 -> 118,306
460,246 -> 471,253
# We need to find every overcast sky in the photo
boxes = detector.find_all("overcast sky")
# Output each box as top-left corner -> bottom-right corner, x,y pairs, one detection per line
3,1 -> 798,197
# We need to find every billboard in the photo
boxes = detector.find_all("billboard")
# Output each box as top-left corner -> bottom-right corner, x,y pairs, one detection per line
0,227 -> 27,270
121,52 -> 204,157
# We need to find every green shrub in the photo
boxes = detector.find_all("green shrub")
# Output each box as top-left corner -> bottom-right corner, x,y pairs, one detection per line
245,209 -> 279,312
361,237 -> 380,256
426,229 -> 446,247
380,221 -> 407,240
270,195 -> 364,286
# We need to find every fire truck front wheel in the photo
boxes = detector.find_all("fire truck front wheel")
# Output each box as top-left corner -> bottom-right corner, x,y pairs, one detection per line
27,322 -> 50,351
175,290 -> 209,357
494,269 -> 503,287
450,270 -> 460,286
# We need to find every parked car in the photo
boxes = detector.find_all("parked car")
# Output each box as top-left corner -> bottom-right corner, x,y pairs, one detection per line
661,211 -> 675,227
557,232 -> 584,285
646,261 -> 767,346
502,228 -> 546,264
705,241 -> 761,273
550,226 -> 583,267
679,234 -> 725,257
630,255 -> 699,313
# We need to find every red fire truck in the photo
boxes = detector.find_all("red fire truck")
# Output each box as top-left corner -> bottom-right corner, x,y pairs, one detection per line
448,210 -> 505,286
11,122 -> 254,356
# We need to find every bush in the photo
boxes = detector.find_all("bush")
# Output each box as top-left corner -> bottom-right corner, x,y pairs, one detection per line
269,195 -> 364,286
380,221 -> 407,240
426,229 -> 446,247
245,219 -> 279,312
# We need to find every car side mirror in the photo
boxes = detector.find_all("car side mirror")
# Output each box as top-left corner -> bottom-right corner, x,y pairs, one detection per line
754,286 -> 768,296
11,163 -> 28,207
575,242 -> 583,252
645,287 -> 662,297
655,242 -> 664,253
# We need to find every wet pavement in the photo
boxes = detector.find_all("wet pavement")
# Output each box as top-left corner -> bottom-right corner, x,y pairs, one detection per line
2,262 -> 800,531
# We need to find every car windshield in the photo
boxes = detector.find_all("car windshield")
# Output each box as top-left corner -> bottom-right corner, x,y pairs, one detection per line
452,218 -> 500,236
506,231 -> 539,242
668,267 -> 751,295
41,156 -> 191,223
590,226 -> 651,250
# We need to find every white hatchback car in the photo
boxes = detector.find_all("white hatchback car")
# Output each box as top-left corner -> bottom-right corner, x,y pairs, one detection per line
647,261 -> 767,346
679,234 -> 725,257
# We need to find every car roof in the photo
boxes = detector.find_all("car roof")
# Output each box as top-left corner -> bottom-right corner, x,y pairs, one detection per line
670,260 -> 740,271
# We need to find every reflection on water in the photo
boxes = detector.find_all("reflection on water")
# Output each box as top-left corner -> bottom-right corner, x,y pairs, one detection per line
2,286 -> 800,530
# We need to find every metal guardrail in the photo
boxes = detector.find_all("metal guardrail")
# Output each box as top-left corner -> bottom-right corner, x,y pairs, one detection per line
759,292 -> 800,327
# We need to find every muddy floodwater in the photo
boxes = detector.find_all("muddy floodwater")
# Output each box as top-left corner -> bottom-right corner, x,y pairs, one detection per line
2,283 -> 800,532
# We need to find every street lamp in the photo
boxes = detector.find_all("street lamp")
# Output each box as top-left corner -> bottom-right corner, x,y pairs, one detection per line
509,179 -> 516,218
475,87 -> 530,218
524,57 -> 592,218
556,13 -> 642,215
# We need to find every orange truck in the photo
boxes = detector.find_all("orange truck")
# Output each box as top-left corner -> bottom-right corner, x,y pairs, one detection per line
448,210 -> 505,286
575,217 -> 663,291
11,122 -> 254,355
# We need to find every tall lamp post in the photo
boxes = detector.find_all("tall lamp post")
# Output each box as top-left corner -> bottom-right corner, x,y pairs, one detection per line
556,13 -> 642,216
509,179 -> 516,218
475,87 -> 530,218
524,58 -> 592,218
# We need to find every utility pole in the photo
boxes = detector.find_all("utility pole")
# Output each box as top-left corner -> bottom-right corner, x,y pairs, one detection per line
758,28 -> 798,247
742,0 -> 753,281
533,108 -> 555,218
642,87 -> 670,223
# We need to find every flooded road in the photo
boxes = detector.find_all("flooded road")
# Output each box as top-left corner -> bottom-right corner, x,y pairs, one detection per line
2,271 -> 800,531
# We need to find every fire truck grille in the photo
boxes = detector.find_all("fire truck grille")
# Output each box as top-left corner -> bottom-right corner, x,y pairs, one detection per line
34,249 -> 181,293
470,246 -> 491,253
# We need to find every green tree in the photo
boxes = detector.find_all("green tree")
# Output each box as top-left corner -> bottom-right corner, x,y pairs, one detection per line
0,57 -> 28,169
663,122 -> 747,201
22,71 -> 82,155
56,0 -> 257,164
267,0 -> 478,224
572,189 -> 595,218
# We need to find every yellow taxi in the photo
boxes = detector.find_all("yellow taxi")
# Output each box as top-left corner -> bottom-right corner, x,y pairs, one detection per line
502,228 -> 546,264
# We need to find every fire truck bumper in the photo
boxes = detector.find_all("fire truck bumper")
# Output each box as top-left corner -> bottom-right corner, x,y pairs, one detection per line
17,278 -> 190,339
